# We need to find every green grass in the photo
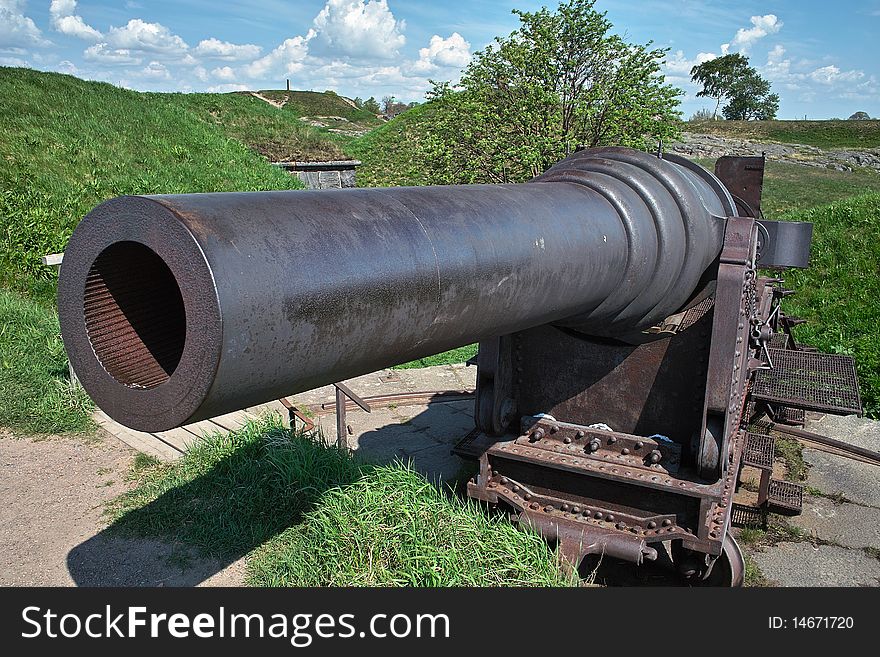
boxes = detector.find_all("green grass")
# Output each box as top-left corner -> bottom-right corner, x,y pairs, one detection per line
393,344 -> 478,369
0,287 -> 93,433
0,68 -> 304,296
258,89 -> 381,124
344,102 -> 440,187
108,416 -> 572,586
687,119 -> 880,149
761,162 -> 880,217
161,92 -> 345,162
781,193 -> 880,417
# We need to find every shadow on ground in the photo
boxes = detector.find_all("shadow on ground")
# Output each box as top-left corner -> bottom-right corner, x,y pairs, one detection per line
66,400 -> 474,586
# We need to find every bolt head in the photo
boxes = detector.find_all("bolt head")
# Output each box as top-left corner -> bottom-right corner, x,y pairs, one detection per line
634,441 -> 644,450
575,431 -> 585,439
544,505 -> 554,512
662,519 -> 672,527
605,514 -> 615,522
621,448 -> 630,455
563,436 -> 572,444
649,450 -> 662,464
647,521 -> 657,529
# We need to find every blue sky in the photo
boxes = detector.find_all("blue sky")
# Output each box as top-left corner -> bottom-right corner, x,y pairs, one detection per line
1,1 -> 877,119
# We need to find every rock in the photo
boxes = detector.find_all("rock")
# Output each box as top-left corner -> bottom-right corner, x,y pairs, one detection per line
749,542 -> 880,587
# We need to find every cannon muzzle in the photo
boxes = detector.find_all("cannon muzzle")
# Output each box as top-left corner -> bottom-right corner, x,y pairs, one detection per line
58,147 -> 734,431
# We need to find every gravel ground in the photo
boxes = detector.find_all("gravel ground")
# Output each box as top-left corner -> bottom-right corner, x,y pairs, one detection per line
0,429 -> 245,587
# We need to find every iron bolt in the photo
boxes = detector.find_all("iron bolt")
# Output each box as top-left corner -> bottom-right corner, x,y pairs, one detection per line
649,450 -> 662,464
588,439 -> 600,453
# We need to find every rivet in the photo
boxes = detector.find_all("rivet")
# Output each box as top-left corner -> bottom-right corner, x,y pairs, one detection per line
616,522 -> 626,530
563,436 -> 572,444
605,514 -> 615,522
608,437 -> 618,444
524,494 -> 532,501
571,506 -> 581,514
662,519 -> 672,527
512,485 -> 520,492
544,505 -> 554,512
594,511 -> 603,519
647,521 -> 657,529
575,431 -> 585,439
499,477 -> 508,484
530,502 -> 540,510
561,503 -> 570,512
634,441 -> 644,450
549,426 -> 558,434
621,448 -> 630,455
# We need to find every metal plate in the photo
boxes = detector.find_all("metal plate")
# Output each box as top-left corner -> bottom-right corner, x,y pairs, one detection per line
768,478 -> 804,513
752,349 -> 862,415
743,432 -> 775,470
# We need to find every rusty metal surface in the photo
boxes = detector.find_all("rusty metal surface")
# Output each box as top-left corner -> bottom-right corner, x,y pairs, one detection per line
752,349 -> 862,415
714,155 -> 765,217
59,147 -> 732,432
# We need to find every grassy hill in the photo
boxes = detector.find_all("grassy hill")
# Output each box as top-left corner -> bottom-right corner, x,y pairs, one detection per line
686,119 -> 880,149
344,102 -> 439,186
254,89 -> 383,142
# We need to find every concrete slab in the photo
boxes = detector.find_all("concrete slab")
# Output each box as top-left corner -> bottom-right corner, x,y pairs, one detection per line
750,542 -> 880,587
803,414 -> 880,507
793,496 -> 880,549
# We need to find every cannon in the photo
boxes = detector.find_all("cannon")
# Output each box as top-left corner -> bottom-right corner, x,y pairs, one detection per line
58,147 -> 862,585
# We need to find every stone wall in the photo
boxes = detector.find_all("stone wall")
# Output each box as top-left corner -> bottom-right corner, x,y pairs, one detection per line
274,160 -> 361,189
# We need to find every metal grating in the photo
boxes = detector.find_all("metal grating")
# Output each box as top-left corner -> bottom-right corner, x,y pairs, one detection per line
769,332 -> 789,349
679,297 -> 714,331
775,405 -> 805,426
752,349 -> 862,415
768,479 -> 804,514
731,503 -> 766,528
743,432 -> 775,470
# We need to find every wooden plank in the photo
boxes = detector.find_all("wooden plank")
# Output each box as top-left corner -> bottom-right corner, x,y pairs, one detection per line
208,410 -> 253,432
41,253 -> 63,266
93,410 -> 180,461
154,427 -> 201,452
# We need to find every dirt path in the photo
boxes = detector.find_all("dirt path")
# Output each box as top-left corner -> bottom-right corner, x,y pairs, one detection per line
249,91 -> 288,109
0,430 -> 245,587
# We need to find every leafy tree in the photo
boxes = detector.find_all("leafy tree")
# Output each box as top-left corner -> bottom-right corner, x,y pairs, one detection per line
422,0 -> 682,183
691,54 -> 779,120
353,96 -> 364,108
362,96 -> 381,114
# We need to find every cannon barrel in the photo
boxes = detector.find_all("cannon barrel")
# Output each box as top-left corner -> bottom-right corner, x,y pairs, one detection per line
58,147 -> 735,431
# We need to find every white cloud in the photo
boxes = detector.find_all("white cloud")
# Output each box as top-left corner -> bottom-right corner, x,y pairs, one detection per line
0,0 -> 47,48
243,35 -> 310,79
205,82 -> 249,93
105,19 -> 188,55
411,33 -> 470,73
808,65 -> 864,85
137,60 -> 170,80
49,0 -> 102,40
193,38 -> 261,61
0,55 -> 29,66
728,14 -> 782,54
83,43 -> 142,64
211,65 -> 237,81
312,0 -> 405,59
